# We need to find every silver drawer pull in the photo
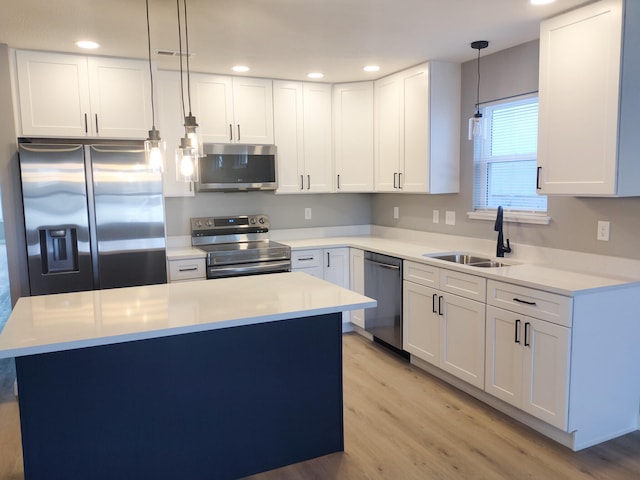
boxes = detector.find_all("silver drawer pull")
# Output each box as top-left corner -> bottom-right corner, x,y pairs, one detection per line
513,297 -> 537,306
179,266 -> 199,272
297,257 -> 315,261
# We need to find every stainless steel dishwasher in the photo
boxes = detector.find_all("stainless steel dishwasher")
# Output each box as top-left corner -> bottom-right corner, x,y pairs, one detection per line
364,251 -> 405,354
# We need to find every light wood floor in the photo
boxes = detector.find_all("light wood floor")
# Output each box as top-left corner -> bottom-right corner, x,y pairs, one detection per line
1,334 -> 639,479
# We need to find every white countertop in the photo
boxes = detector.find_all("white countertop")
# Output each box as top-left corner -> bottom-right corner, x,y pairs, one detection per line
0,272 -> 376,359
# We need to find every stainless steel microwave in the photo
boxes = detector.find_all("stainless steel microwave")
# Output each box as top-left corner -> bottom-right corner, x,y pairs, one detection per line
196,144 -> 277,192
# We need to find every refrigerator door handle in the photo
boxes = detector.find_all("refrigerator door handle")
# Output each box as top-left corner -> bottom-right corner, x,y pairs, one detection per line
84,146 -> 100,289
19,144 -> 83,154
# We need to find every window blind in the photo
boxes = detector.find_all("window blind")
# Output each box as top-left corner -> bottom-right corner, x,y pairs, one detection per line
473,96 -> 547,213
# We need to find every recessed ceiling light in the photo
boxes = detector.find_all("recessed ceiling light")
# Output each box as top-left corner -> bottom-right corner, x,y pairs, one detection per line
307,72 -> 324,79
232,65 -> 250,73
530,0 -> 555,5
75,40 -> 100,50
364,65 -> 380,73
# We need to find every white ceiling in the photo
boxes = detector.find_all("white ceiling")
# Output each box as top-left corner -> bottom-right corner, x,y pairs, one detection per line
1,0 -> 591,83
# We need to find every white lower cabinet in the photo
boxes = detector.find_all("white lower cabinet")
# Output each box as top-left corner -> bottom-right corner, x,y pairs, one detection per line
292,247 -> 350,326
403,261 -> 486,389
167,257 -> 206,282
349,248 -> 365,329
485,300 -> 571,431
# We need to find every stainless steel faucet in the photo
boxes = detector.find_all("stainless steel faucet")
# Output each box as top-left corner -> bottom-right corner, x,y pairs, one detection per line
494,206 -> 512,258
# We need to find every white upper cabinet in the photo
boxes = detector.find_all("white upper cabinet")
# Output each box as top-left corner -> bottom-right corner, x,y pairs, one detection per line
374,62 -> 460,194
333,82 -> 374,192
274,81 -> 332,193
15,50 -> 151,139
188,74 -> 273,144
537,0 -> 640,196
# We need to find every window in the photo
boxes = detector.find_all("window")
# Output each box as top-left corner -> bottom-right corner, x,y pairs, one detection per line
473,96 -> 547,215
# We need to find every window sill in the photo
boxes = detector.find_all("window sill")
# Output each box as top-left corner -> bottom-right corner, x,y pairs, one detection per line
467,211 -> 551,225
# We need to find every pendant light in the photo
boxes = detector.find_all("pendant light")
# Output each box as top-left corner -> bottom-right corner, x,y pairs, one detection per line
468,40 -> 489,141
144,0 -> 166,172
175,0 -> 200,182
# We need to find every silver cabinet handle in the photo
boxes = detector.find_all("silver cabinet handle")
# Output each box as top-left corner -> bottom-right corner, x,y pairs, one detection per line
229,124 -> 233,141
337,174 -> 341,190
178,266 -> 199,272
84,113 -> 88,133
237,124 -> 241,141
300,174 -> 304,190
95,114 -> 99,134
297,257 -> 314,261
398,172 -> 402,189
393,172 -> 398,189
307,174 -> 311,190
327,252 -> 331,268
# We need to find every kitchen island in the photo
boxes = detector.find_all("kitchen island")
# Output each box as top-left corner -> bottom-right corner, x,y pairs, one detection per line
0,272 -> 375,480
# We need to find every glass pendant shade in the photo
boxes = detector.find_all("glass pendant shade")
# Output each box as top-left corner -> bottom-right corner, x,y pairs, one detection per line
176,136 -> 199,182
184,114 -> 203,156
468,113 -> 485,141
145,128 -> 166,173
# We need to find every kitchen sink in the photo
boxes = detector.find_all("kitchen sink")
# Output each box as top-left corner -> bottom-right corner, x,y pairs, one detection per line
425,253 -> 511,268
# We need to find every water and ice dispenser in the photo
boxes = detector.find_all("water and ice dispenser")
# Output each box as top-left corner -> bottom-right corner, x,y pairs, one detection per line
39,227 -> 79,274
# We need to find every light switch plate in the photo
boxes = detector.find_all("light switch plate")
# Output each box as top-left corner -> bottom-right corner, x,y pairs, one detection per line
393,206 -> 399,219
305,208 -> 312,220
597,221 -> 610,241
445,211 -> 456,226
433,210 -> 440,224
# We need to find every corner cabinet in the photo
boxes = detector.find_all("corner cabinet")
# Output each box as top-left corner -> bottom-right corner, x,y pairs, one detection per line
15,50 -> 152,139
333,82 -> 374,192
291,247 -> 350,327
274,81 -> 332,193
374,62 -> 460,193
537,0 -> 640,196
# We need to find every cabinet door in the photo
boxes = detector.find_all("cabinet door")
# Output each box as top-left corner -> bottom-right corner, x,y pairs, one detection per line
333,82 -> 374,192
374,73 -> 402,191
521,317 -> 570,430
349,248 -> 365,329
323,248 -> 349,288
485,306 -> 523,407
440,293 -> 486,389
403,281 -> 440,365
273,81 -> 304,193
191,73 -> 234,143
232,77 -> 274,144
155,70 -> 194,197
302,83 -> 333,193
401,65 -> 429,193
537,0 -> 622,195
16,50 -> 91,137
87,57 -> 152,138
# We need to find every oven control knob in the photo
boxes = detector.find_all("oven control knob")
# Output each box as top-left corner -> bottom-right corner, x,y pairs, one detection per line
249,217 -> 256,225
206,220 -> 212,227
195,221 -> 202,228
259,217 -> 265,224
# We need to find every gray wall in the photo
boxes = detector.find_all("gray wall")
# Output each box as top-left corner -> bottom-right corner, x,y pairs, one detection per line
372,40 -> 640,261
165,193 -> 372,236
0,44 -> 29,303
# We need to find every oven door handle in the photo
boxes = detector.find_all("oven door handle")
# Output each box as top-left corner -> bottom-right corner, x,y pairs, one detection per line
207,260 -> 291,278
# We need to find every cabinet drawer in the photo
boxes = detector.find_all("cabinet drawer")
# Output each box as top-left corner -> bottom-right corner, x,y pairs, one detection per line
168,258 -> 206,282
439,269 -> 486,302
291,249 -> 322,269
403,261 -> 439,287
487,280 -> 572,327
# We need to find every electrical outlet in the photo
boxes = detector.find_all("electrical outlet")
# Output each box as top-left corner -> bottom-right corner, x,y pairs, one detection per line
393,206 -> 399,219
597,221 -> 610,241
445,210 -> 456,226
433,210 -> 440,224
304,208 -> 312,220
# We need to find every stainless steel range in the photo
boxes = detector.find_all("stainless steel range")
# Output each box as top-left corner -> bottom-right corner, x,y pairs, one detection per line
191,215 -> 291,279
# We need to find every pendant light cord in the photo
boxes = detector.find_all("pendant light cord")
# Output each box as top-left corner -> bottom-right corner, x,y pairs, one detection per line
476,47 -> 481,115
145,0 -> 156,130
183,0 -> 193,116
177,0 -> 186,128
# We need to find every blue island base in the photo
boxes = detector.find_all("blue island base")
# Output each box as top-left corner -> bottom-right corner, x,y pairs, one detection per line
16,313 -> 344,479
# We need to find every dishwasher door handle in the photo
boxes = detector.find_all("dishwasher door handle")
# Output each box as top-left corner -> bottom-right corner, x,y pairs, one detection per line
365,259 -> 400,270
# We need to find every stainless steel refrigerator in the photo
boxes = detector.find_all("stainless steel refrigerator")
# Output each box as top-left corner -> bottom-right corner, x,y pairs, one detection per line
18,140 -> 167,296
